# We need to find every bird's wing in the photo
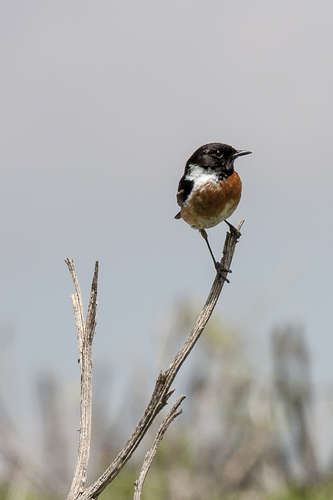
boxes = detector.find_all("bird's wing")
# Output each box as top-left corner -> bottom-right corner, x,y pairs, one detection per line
176,175 -> 194,207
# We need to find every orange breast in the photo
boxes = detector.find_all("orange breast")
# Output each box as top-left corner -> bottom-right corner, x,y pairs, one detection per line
181,171 -> 242,229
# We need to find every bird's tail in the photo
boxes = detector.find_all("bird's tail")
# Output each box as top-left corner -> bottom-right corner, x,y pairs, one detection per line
174,211 -> 182,220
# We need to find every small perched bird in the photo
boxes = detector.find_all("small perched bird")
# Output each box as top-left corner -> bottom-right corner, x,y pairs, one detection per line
175,142 -> 251,274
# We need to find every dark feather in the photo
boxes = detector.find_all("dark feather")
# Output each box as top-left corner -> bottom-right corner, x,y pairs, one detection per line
176,176 -> 194,207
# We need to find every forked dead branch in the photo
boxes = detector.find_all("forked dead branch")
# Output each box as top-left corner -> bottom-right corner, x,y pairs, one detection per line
66,220 -> 244,500
65,259 -> 98,500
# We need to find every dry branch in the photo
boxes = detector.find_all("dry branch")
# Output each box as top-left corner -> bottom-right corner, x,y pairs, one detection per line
78,221 -> 244,500
133,395 -> 185,500
65,259 -> 99,500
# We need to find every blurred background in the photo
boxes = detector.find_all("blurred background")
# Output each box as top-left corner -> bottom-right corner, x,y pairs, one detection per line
1,1 -> 333,498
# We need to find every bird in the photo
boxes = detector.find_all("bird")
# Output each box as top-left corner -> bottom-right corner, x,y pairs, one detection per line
175,142 -> 251,275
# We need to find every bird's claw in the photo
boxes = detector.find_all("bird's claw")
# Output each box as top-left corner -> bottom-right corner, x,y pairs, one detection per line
215,263 -> 231,283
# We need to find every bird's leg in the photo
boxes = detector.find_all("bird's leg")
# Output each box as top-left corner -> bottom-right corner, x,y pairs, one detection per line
199,229 -> 217,268
224,219 -> 241,238
199,229 -> 231,282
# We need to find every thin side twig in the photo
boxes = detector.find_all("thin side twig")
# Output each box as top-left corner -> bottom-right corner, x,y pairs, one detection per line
65,259 -> 99,500
80,221 -> 244,499
133,395 -> 186,500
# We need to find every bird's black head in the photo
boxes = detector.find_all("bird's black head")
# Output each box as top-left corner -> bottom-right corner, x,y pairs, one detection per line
186,142 -> 251,179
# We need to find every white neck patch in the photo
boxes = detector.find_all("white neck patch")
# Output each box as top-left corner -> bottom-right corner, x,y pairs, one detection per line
185,163 -> 218,189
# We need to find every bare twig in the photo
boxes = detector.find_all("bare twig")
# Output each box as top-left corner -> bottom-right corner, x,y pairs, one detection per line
79,221 -> 244,499
133,395 -> 185,500
65,259 -> 99,500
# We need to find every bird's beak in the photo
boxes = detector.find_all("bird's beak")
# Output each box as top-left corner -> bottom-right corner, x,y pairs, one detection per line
233,150 -> 252,159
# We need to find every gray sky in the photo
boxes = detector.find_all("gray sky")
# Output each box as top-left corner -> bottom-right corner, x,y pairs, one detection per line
1,0 -> 333,447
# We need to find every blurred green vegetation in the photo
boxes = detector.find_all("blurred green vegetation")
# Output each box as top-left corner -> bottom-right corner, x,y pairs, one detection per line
268,480 -> 333,500
98,476 -> 333,500
1,478 -> 333,500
